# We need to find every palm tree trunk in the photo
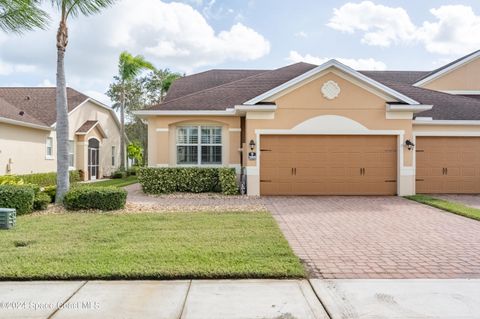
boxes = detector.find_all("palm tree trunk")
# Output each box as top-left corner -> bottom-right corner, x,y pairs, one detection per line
120,88 -> 126,171
55,19 -> 69,203
55,47 -> 69,202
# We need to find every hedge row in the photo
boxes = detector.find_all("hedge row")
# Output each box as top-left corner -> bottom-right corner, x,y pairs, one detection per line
18,170 -> 81,187
63,186 -> 127,211
0,185 -> 35,215
138,167 -> 238,195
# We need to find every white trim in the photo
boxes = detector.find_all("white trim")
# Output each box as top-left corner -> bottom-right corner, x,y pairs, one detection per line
255,129 -> 404,136
134,110 -> 236,116
244,59 -> 419,105
246,112 -> 275,120
414,131 -> 480,137
415,117 -> 432,121
0,116 -> 52,131
400,167 -> 415,176
245,166 -> 259,176
156,128 -> 169,132
441,90 -> 480,95
229,128 -> 241,132
45,137 -> 54,160
414,51 -> 480,87
413,120 -> 480,126
234,104 -> 277,112
386,104 -> 433,113
155,164 -> 169,167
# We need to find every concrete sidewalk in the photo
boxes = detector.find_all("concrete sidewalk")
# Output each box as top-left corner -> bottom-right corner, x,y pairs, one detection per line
0,279 -> 479,319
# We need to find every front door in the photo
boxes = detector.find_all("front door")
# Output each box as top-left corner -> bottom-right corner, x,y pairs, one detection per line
88,139 -> 100,180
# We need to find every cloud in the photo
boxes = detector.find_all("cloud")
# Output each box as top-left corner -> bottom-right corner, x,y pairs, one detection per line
294,31 -> 308,38
287,51 -> 387,70
0,0 -> 270,98
327,1 -> 480,55
0,61 -> 37,75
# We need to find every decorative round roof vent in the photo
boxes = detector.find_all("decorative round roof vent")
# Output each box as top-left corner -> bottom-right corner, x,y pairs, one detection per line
321,80 -> 340,100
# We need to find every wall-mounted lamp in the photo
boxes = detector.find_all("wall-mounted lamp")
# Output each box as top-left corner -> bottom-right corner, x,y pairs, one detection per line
249,139 -> 256,151
405,139 -> 415,151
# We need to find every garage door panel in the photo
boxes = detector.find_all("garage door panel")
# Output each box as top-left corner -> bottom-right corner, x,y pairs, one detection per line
416,137 -> 480,194
260,135 -> 397,195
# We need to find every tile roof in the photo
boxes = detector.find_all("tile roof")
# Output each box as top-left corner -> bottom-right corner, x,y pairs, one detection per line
75,120 -> 98,134
0,87 -> 89,127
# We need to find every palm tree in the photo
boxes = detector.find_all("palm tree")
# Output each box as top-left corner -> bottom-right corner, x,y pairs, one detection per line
116,51 -> 155,171
0,0 -> 48,33
52,0 -> 116,202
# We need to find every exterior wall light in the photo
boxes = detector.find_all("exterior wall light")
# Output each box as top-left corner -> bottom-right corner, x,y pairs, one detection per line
405,139 -> 415,150
249,140 -> 256,151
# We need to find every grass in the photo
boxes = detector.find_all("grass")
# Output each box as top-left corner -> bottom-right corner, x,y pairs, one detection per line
0,211 -> 305,280
87,176 -> 138,188
405,195 -> 480,221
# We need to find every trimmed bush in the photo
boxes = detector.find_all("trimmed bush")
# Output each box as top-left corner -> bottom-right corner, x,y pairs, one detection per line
126,167 -> 138,176
138,167 -> 238,195
112,170 -> 127,179
219,168 -> 239,195
34,192 -> 51,211
43,185 -> 56,203
0,185 -> 35,215
64,186 -> 127,211
18,170 -> 81,187
0,175 -> 24,185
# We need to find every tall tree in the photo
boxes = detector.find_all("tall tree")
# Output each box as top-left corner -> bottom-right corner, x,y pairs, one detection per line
142,68 -> 182,104
52,0 -> 116,202
115,51 -> 154,171
0,0 -> 48,33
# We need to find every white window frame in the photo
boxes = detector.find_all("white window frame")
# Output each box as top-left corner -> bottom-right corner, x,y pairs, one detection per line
176,125 -> 223,166
45,137 -> 53,160
68,140 -> 75,168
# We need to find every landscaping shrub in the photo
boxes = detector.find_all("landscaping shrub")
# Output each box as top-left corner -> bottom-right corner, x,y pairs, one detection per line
0,175 -> 24,185
126,166 -> 138,176
0,185 -> 35,215
63,186 -> 127,211
34,192 -> 51,211
112,170 -> 127,179
43,185 -> 56,203
219,168 -> 239,195
18,170 -> 81,187
138,167 -> 238,195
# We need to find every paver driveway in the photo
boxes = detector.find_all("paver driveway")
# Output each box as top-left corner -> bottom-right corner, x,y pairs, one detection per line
265,196 -> 480,279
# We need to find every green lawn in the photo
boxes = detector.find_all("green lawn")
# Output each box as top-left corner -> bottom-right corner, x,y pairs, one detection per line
405,195 -> 480,221
87,176 -> 138,188
0,212 -> 305,280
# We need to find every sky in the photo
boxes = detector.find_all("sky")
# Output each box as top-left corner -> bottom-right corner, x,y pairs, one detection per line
0,0 -> 479,105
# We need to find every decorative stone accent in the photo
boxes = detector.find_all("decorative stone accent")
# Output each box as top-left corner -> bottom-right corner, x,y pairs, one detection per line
321,80 -> 341,100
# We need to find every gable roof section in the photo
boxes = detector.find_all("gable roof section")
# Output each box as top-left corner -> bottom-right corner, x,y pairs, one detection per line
0,87 -> 88,127
75,120 -> 108,138
147,62 -> 317,111
413,50 -> 480,87
364,73 -> 480,120
165,69 -> 267,101
244,60 -> 419,105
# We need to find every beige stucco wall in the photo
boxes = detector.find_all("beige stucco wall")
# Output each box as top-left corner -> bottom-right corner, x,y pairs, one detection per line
422,57 -> 480,92
0,100 -> 121,179
0,123 -> 56,175
147,116 -> 241,171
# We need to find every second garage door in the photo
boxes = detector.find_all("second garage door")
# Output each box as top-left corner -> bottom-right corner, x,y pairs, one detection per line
416,137 -> 480,193
260,135 -> 397,195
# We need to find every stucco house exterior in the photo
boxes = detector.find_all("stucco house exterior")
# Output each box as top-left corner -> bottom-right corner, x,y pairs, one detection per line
135,50 -> 480,196
0,87 -> 121,180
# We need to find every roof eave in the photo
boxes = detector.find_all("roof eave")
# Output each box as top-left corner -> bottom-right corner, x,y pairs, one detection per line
0,116 -> 52,131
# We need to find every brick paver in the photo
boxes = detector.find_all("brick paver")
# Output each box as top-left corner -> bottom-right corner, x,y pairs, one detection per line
265,196 -> 480,279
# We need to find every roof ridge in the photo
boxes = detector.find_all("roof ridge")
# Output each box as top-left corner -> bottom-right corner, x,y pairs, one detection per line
149,64 -> 309,109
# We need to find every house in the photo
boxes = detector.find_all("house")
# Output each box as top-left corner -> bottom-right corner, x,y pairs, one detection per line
135,50 -> 480,196
0,88 -> 121,180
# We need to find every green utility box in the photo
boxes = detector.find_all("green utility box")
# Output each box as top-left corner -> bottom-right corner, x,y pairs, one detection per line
0,208 -> 16,229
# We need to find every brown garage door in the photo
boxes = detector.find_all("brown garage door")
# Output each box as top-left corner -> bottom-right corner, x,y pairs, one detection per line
260,135 -> 397,195
416,137 -> 480,194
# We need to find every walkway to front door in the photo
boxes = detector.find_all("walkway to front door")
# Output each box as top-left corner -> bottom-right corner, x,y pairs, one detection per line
265,196 -> 480,279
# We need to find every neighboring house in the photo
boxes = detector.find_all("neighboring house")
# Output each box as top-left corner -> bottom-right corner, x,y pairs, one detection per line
135,50 -> 480,196
0,88 -> 121,180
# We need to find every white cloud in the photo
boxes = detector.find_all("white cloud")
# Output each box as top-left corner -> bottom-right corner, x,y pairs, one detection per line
327,2 -> 480,55
287,50 -> 387,70
85,90 -> 112,106
0,0 -> 270,94
0,61 -> 37,75
294,31 -> 308,38
37,79 -> 55,87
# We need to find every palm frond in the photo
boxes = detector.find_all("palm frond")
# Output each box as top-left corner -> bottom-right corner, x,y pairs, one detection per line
118,51 -> 155,82
50,0 -> 116,18
0,0 -> 49,33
